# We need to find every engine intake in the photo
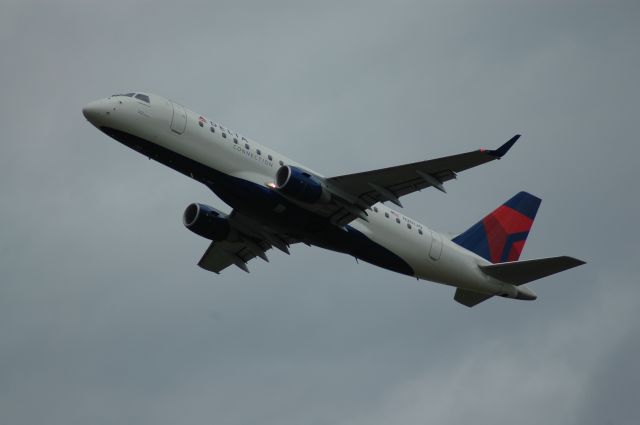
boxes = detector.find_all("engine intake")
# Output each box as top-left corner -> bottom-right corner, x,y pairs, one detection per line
183,203 -> 232,241
275,165 -> 330,204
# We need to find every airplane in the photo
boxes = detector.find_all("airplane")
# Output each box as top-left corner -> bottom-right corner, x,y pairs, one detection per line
82,92 -> 585,307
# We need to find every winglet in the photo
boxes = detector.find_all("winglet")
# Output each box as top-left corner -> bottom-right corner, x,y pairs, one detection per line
487,134 -> 520,158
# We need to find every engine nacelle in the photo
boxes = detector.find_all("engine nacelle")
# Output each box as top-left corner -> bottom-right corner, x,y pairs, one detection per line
275,165 -> 331,204
183,203 -> 233,241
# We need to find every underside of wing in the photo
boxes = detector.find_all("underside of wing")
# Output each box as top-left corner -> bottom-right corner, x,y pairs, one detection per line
198,239 -> 271,273
196,210 -> 298,274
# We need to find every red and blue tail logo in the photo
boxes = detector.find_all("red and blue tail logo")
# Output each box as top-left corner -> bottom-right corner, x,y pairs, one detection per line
452,192 -> 541,263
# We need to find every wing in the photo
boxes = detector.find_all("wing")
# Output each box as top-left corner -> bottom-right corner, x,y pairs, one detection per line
197,211 -> 298,274
322,135 -> 520,226
198,239 -> 270,274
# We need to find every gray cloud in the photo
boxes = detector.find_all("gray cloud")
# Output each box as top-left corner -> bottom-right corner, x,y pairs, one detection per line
1,1 -> 639,424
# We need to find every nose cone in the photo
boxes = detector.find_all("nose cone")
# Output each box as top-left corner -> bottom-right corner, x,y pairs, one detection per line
82,99 -> 109,126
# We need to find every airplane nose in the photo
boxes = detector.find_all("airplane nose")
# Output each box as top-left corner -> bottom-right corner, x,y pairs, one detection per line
82,100 -> 108,125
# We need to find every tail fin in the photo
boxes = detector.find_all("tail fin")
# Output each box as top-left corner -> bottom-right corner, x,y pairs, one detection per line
452,191 -> 541,263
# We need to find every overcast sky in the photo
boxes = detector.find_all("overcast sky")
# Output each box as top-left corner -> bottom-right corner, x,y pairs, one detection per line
1,1 -> 639,424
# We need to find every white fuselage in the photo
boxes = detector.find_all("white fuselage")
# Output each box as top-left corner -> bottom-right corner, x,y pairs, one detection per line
83,92 -> 520,297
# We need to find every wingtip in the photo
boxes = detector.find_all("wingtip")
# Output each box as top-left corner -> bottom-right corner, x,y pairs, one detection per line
565,256 -> 587,267
488,134 -> 521,158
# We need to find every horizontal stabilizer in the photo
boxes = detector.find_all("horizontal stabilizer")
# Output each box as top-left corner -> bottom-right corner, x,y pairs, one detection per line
454,289 -> 493,307
479,256 -> 585,285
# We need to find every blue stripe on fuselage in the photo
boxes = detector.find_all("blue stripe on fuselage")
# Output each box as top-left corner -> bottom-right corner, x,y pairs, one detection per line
100,127 -> 415,276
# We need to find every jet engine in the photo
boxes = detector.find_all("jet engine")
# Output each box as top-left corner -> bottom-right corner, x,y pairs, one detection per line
183,203 -> 234,241
275,165 -> 331,204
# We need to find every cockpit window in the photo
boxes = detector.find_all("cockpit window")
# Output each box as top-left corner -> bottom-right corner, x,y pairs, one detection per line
135,94 -> 150,103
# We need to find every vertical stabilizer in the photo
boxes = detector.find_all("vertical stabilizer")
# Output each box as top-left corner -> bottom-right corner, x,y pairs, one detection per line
452,192 -> 541,263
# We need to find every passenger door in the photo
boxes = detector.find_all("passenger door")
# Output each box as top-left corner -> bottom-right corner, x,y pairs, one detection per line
170,102 -> 187,134
429,231 -> 443,260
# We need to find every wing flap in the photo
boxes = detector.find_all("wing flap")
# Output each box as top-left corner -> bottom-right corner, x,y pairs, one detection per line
198,241 -> 254,274
197,231 -> 281,274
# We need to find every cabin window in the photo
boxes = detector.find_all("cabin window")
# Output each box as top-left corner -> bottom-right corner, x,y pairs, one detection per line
279,160 -> 284,166
396,218 -> 400,224
256,149 -> 261,155
373,207 -> 378,213
418,229 -> 423,235
245,143 -> 250,149
210,127 -> 215,133
268,154 -> 273,161
222,133 -> 227,138
234,137 -> 238,143
407,223 -> 412,229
